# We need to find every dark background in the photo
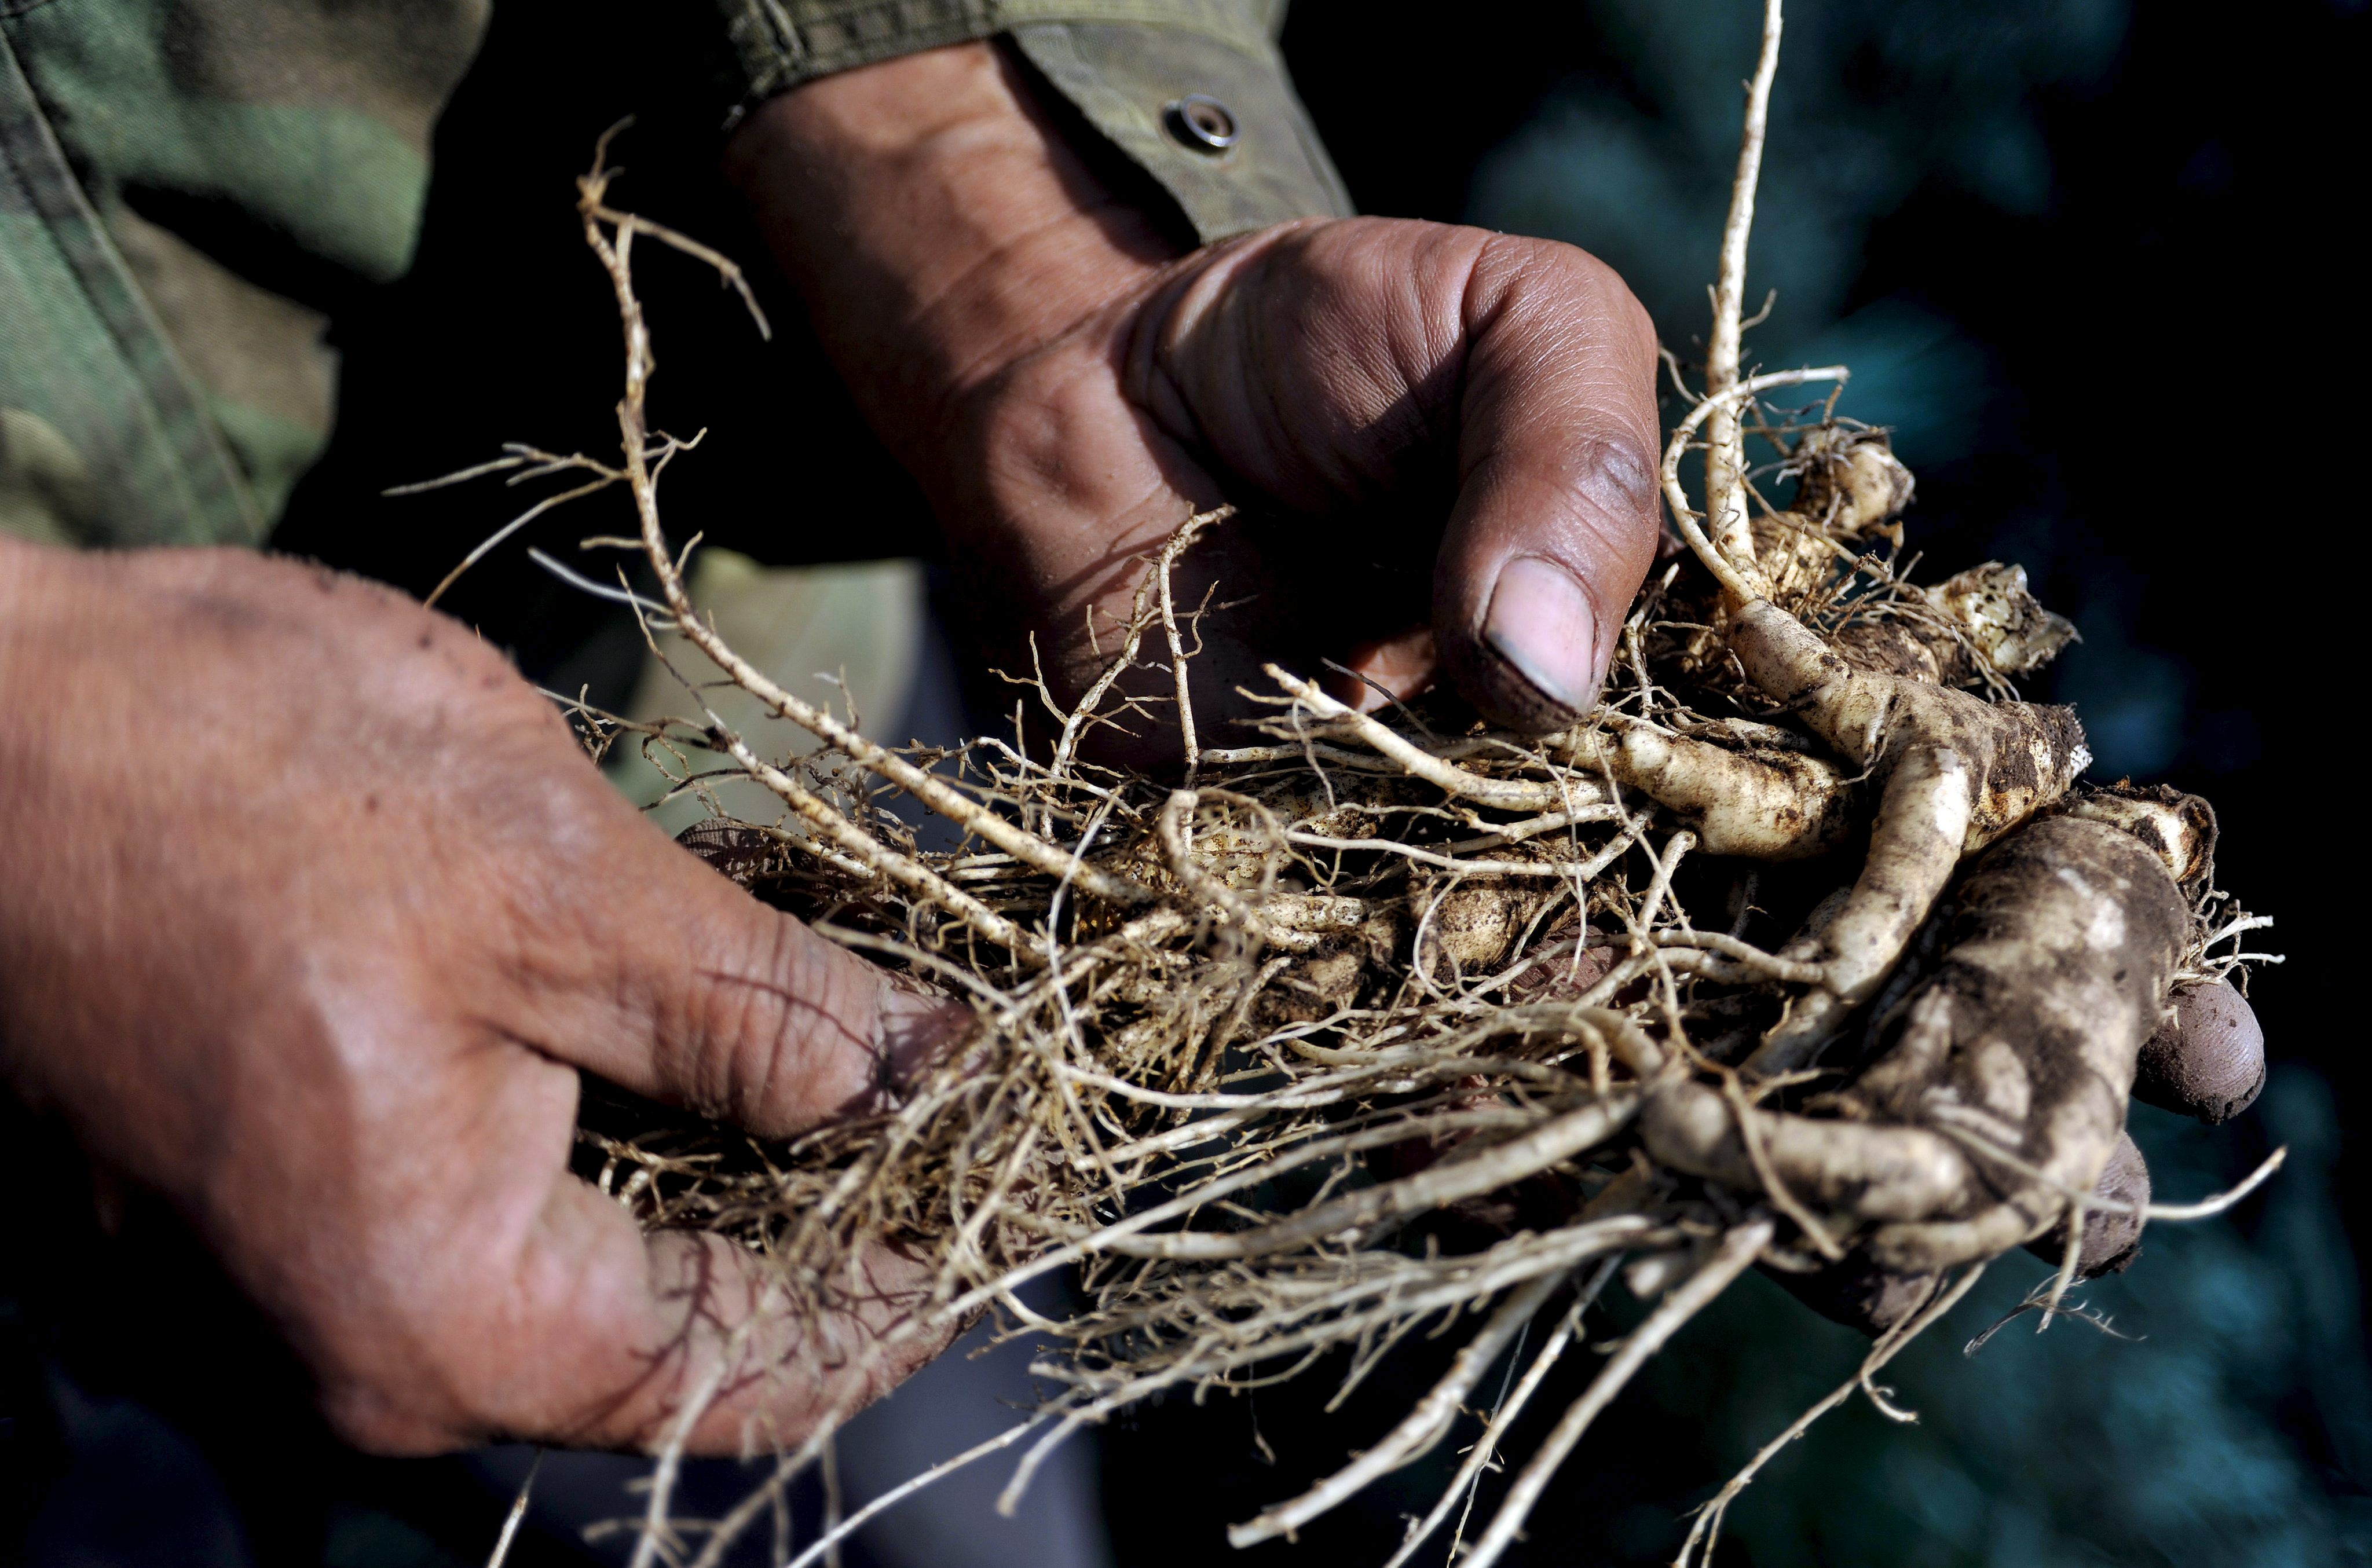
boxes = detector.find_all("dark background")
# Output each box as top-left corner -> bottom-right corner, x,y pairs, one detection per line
6,1 -> 2364,1564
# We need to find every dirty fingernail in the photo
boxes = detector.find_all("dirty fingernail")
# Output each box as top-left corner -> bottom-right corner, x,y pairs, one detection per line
1483,556 -> 1601,712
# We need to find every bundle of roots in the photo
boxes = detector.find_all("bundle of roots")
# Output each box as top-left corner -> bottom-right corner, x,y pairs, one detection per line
475,8 -> 2280,1563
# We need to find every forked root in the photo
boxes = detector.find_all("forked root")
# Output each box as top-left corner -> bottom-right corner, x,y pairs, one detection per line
1727,599 -> 2090,1072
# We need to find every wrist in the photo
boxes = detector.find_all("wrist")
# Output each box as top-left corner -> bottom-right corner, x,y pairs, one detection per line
725,41 -> 1180,483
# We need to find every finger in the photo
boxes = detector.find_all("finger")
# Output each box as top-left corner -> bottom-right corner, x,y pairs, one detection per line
1335,627 -> 1441,712
526,816 -> 971,1141
2134,979 -> 2266,1124
507,1179 -> 949,1455
1134,221 -> 1659,736
1766,1254 -> 1948,1338
325,1173 -> 950,1455
1430,236 -> 1663,731
2023,1130 -> 2151,1277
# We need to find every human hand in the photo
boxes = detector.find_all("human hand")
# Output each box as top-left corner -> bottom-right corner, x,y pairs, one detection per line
723,43 -> 2269,1343
729,41 -> 1662,761
0,538 -> 963,1453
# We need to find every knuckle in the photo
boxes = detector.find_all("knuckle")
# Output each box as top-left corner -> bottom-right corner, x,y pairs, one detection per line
1474,230 -> 1647,331
1569,427 -> 1662,524
689,911 -> 875,1134
304,1223 -> 528,1452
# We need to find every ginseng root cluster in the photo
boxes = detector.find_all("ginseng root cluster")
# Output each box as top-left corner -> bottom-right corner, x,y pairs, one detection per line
509,23 -> 2278,1563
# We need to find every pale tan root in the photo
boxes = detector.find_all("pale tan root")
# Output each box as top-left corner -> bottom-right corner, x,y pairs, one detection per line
1225,1267 -> 1567,1547
1725,599 -> 2089,1074
1703,0 -> 1788,567
1550,718 -> 1855,859
1640,1082 -> 1972,1221
1459,1221 -> 1776,1568
1378,1256 -> 1623,1568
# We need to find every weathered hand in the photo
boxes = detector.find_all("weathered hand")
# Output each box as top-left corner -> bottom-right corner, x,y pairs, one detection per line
730,42 -> 1662,760
0,538 -> 962,1453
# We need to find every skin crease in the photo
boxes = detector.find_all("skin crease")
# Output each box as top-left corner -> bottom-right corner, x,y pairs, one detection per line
0,540 -> 958,1453
0,36 -> 2258,1460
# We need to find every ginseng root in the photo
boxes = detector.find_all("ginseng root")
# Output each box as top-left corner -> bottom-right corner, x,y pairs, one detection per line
1642,796 -> 2203,1270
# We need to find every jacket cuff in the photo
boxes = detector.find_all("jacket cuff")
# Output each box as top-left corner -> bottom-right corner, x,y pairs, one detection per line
716,1 -> 1352,241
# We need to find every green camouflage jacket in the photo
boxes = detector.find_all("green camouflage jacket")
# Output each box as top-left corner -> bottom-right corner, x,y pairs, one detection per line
0,0 -> 1348,552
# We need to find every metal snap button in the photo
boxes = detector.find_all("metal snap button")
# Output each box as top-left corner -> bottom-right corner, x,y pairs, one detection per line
1165,94 -> 1239,153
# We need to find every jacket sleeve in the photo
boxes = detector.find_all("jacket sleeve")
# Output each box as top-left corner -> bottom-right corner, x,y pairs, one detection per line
713,1 -> 1353,241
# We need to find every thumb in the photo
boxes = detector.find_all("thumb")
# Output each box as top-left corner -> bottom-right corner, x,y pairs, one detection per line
1137,220 -> 1661,735
1430,236 -> 1663,731
558,826 -> 970,1139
